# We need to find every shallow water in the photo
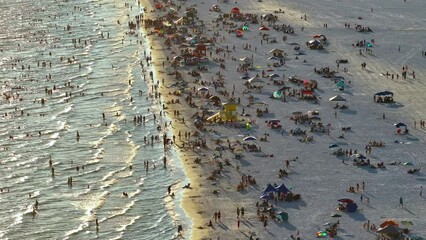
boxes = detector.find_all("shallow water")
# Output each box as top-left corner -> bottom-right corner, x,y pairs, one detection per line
0,0 -> 190,239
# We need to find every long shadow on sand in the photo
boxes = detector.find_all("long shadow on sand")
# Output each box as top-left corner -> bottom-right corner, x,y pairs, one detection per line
343,211 -> 367,221
275,221 -> 297,231
385,102 -> 404,108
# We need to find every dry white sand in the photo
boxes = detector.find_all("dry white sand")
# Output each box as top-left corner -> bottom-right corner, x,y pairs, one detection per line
142,0 -> 426,239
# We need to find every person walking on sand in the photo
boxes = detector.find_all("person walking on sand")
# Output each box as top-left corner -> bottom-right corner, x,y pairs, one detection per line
237,207 -> 240,217
237,219 -> 240,229
241,207 -> 245,217
263,219 -> 268,229
399,197 -> 403,207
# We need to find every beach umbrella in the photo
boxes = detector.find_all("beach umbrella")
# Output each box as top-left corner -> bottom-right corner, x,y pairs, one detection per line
380,220 -> 399,228
248,77 -> 265,84
240,75 -> 250,80
259,26 -> 269,31
338,198 -> 354,204
351,153 -> 367,160
230,7 -> 240,14
239,57 -> 253,63
209,95 -> 221,102
268,56 -> 280,61
243,136 -> 257,141
394,122 -> 407,128
197,87 -> 209,92
329,144 -> 339,148
269,73 -> 280,78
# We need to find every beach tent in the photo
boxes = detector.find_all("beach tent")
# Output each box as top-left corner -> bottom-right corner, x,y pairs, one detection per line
272,91 -> 283,99
275,183 -> 290,194
262,183 -> 276,195
346,203 -> 358,212
334,80 -> 345,89
329,95 -> 346,102
230,7 -> 240,14
276,212 -> 288,221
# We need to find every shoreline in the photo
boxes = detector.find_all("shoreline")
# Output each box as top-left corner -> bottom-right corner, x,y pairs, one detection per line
137,1 -> 211,239
138,0 -> 426,239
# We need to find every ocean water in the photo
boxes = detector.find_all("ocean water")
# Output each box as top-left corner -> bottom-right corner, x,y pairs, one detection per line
0,0 -> 190,239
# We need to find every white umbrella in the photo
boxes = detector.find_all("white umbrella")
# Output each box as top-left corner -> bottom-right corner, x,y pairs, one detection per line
198,87 -> 209,92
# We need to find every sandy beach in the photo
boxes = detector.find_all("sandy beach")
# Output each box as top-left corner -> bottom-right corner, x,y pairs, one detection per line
140,0 -> 426,239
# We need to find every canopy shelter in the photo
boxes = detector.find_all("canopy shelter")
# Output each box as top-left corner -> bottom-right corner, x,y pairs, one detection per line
275,183 -> 290,194
329,95 -> 346,102
247,76 -> 265,84
239,57 -> 253,64
262,183 -> 276,195
374,91 -> 394,103
374,91 -> 393,97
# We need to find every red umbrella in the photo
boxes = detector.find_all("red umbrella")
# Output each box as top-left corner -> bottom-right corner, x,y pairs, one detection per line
259,26 -> 270,31
230,7 -> 240,14
338,198 -> 354,204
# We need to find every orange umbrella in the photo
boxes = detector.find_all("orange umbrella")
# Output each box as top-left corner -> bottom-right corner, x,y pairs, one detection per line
380,220 -> 399,228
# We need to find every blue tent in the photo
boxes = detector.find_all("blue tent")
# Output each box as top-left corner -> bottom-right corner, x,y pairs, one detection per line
275,183 -> 290,194
262,183 -> 276,195
346,203 -> 358,212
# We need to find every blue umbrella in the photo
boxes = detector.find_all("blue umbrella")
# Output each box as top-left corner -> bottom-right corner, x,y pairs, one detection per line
394,122 -> 407,128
